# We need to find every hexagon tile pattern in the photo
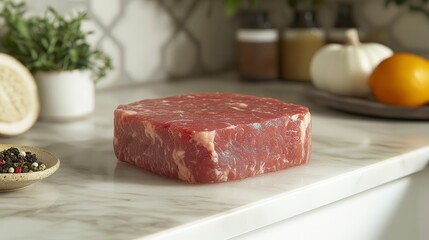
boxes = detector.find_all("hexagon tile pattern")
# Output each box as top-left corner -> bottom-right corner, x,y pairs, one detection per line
23,0 -> 429,88
112,0 -> 174,82
83,0 -> 237,87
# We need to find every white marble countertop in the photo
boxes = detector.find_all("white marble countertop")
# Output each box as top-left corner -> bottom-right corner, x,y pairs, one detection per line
1,73 -> 429,240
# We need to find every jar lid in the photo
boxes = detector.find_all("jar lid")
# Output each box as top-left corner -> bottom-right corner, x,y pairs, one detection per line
290,9 -> 320,29
334,2 -> 357,28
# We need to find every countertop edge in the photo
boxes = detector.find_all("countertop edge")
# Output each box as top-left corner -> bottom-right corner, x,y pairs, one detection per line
141,146 -> 429,240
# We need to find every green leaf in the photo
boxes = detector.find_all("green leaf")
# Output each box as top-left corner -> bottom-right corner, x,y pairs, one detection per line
225,0 -> 243,15
15,20 -> 30,39
30,49 -> 37,59
41,38 -> 49,49
69,49 -> 78,64
0,0 -> 113,81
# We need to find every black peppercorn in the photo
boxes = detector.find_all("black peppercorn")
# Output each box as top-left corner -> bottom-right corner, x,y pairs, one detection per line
0,147 -> 46,174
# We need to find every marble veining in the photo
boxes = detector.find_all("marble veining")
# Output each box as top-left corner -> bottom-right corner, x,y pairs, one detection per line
0,73 -> 428,240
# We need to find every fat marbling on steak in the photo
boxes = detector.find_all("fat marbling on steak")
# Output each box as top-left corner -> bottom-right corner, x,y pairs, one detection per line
113,93 -> 311,183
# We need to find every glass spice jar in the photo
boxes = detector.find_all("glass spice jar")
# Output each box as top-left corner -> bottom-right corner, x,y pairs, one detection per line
281,8 -> 325,81
236,10 -> 279,81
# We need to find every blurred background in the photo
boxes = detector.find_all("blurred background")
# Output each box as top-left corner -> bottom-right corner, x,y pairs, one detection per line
12,0 -> 429,89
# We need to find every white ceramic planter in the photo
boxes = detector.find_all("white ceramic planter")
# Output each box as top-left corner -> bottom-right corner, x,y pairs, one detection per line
34,70 -> 94,121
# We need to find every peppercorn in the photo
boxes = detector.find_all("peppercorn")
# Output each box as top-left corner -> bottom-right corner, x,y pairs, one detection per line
38,164 -> 46,171
0,147 -> 46,174
31,162 -> 38,170
18,151 -> 26,157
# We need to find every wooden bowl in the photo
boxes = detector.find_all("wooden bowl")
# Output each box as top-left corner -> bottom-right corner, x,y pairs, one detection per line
0,144 -> 60,192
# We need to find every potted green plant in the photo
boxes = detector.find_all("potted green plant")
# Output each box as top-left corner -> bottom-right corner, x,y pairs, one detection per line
0,0 -> 113,121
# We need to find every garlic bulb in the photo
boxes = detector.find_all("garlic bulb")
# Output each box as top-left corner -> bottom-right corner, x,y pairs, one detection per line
310,29 -> 393,97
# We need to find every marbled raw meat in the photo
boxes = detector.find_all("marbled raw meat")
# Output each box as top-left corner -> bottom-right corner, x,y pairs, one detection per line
113,93 -> 311,183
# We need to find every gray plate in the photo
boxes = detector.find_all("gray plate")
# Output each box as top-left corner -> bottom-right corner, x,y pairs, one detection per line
307,88 -> 429,120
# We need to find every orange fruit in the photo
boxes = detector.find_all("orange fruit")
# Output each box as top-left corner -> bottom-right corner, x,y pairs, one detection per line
368,53 -> 429,107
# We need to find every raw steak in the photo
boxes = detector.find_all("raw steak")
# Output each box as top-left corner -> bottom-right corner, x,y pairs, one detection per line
114,93 -> 311,183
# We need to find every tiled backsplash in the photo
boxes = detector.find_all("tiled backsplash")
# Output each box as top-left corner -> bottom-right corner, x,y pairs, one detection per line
24,0 -> 236,89
19,0 -> 429,88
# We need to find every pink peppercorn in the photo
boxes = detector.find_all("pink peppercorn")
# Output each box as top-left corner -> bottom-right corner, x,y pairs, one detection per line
15,166 -> 22,173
